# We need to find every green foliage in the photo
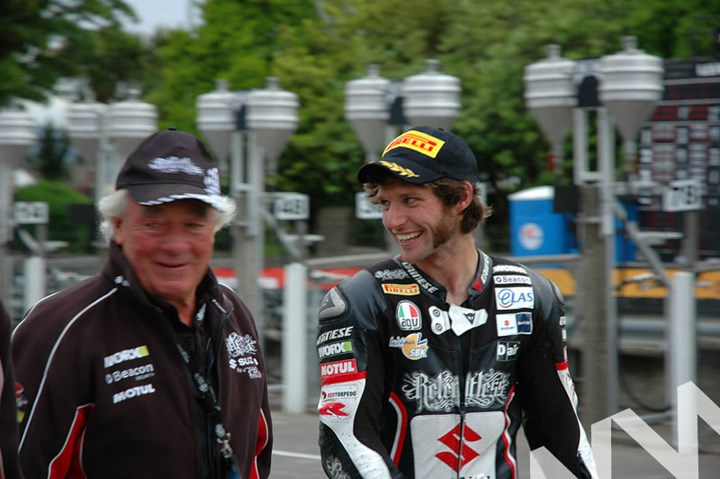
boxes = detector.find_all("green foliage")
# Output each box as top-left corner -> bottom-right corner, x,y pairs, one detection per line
14,181 -> 93,254
4,0 -> 720,243
26,125 -> 72,180
0,0 -> 139,106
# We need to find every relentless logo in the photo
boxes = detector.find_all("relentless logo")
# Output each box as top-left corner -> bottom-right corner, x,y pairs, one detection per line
317,340 -> 353,359
317,326 -> 353,345
401,262 -> 439,294
112,383 -> 156,404
382,130 -> 445,158
436,423 -> 482,470
104,345 -> 150,368
382,283 -> 420,296
396,301 -> 422,330
389,333 -> 429,360
402,370 -> 459,413
374,269 -> 409,281
465,369 -> 511,408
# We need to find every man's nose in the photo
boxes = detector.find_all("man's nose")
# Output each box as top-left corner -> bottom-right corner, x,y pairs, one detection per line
383,204 -> 405,230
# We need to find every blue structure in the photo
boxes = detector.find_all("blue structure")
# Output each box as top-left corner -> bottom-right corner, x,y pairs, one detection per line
509,186 -> 636,262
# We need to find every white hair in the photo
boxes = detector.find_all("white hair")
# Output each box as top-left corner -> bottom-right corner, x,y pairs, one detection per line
97,189 -> 237,240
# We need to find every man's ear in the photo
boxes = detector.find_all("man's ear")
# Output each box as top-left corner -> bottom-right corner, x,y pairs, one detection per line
457,181 -> 474,211
112,217 -> 124,244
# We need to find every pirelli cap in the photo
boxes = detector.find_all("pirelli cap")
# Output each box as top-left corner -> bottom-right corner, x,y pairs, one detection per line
115,128 -> 227,211
357,126 -> 479,185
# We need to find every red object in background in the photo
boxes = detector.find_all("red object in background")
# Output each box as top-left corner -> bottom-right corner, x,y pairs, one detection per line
213,267 -> 361,291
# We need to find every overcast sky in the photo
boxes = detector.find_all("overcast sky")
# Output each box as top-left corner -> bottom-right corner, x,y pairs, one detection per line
122,0 -> 198,33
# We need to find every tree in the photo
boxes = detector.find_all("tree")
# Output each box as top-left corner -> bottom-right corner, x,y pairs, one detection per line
26,125 -> 72,180
0,0 -> 143,106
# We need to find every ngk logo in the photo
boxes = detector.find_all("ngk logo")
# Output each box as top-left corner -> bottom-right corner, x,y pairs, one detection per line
436,423 -> 482,469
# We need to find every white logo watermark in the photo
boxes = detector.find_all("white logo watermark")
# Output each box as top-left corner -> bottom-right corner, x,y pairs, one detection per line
530,382 -> 720,478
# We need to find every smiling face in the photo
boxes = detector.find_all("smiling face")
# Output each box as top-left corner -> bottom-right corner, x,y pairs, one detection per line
377,179 -> 467,267
113,198 -> 216,312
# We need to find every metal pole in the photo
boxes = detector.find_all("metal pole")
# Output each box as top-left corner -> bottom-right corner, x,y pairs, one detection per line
681,211 -> 700,267
578,183 -> 612,425
23,224 -> 46,311
667,271 -> 697,448
597,107 -> 619,415
0,160 -> 12,305
235,132 -> 265,346
282,262 -> 308,413
573,109 -> 588,185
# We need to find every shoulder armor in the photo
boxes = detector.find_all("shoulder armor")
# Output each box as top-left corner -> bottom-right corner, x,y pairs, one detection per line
318,269 -> 385,327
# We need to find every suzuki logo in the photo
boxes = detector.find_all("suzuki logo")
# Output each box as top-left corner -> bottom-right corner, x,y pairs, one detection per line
436,423 -> 482,469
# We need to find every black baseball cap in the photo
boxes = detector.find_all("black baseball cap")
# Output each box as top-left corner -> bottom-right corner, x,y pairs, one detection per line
115,128 -> 227,211
357,126 -> 479,185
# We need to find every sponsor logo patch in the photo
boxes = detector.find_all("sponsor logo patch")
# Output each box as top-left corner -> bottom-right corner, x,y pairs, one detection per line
374,269 -> 409,281
105,363 -> 155,384
396,301 -> 422,330
495,287 -> 534,310
225,332 -> 262,379
112,383 -> 156,404
320,359 -> 358,382
496,341 -> 520,361
382,283 -> 420,296
383,130 -> 445,158
496,312 -> 533,336
493,264 -> 528,274
494,274 -> 532,285
389,333 -> 429,360
104,345 -> 150,368
317,340 -> 353,359
401,262 -> 439,294
317,326 -> 354,345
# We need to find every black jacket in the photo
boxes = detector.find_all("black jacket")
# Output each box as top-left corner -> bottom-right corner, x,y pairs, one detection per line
12,242 -> 272,479
317,252 -> 597,479
1,301 -> 21,479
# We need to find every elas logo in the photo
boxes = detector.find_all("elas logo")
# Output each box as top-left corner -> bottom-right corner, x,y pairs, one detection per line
495,287 -> 534,310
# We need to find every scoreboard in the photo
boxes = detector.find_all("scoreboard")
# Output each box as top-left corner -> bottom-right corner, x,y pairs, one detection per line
637,58 -> 720,259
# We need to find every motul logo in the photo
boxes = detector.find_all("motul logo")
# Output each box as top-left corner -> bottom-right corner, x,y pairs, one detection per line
319,359 -> 357,379
436,423 -> 482,469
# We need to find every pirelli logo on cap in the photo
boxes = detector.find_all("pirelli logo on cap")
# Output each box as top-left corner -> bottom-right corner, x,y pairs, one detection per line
382,283 -> 420,296
383,130 -> 445,158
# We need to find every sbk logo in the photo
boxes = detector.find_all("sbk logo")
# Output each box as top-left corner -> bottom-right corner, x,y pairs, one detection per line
436,423 -> 482,469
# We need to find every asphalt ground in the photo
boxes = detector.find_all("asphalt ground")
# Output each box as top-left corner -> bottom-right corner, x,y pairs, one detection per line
269,407 -> 720,478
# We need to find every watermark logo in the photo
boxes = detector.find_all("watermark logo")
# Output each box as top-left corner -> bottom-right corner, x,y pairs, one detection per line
530,382 -> 720,478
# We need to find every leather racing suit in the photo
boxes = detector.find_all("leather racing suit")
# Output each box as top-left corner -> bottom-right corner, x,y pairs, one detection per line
316,251 -> 597,479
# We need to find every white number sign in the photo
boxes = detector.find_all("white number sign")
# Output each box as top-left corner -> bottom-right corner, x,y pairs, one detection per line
273,193 -> 309,221
662,179 -> 702,212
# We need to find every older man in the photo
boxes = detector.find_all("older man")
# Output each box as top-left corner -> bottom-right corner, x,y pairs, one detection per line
13,128 -> 272,479
1,300 -> 21,479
